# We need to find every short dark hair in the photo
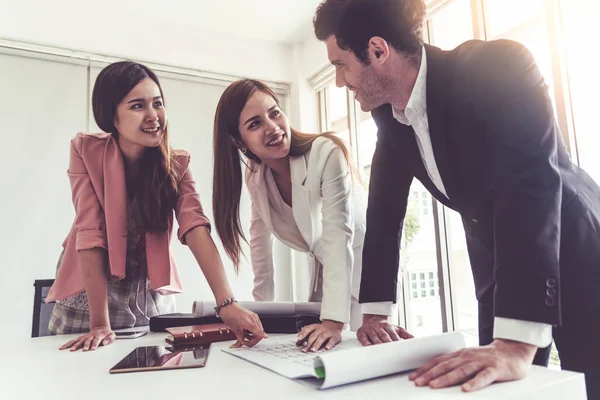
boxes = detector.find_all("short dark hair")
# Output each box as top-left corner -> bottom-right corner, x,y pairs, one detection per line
313,0 -> 426,63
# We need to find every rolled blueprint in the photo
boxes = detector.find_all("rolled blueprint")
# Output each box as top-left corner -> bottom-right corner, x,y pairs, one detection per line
192,301 -> 322,317
315,331 -> 465,389
222,331 -> 466,390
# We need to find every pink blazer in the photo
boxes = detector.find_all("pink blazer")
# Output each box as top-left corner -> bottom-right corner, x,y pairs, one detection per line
46,132 -> 211,302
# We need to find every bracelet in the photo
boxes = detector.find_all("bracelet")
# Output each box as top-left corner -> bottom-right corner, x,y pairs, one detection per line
214,297 -> 237,318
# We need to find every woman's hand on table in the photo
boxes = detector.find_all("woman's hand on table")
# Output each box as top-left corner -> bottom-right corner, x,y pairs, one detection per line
59,326 -> 116,352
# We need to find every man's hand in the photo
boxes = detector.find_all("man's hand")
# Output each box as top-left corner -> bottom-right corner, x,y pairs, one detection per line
409,339 -> 537,392
356,314 -> 414,346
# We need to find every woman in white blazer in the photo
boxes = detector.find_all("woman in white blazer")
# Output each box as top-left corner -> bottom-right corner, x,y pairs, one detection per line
212,79 -> 367,352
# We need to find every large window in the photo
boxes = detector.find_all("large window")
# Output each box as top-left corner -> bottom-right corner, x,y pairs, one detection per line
319,84 -> 352,148
428,0 -> 479,348
315,0 -> 589,367
484,0 -> 556,112
560,0 -> 600,182
428,0 -> 473,49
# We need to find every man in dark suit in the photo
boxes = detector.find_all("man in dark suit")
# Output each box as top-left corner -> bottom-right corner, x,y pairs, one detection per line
314,0 -> 600,396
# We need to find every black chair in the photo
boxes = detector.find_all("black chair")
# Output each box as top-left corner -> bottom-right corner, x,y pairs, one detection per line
32,279 -> 55,338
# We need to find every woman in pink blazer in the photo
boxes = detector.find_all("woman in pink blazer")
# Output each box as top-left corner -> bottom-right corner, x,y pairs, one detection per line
47,62 -> 267,352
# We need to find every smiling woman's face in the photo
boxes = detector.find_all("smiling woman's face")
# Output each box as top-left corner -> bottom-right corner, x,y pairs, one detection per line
237,90 -> 291,162
113,77 -> 167,151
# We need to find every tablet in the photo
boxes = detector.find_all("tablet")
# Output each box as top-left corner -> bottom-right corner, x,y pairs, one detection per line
109,344 -> 210,374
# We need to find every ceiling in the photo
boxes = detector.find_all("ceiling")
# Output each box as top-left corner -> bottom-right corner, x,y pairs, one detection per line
112,0 -> 325,44
6,0 -> 446,46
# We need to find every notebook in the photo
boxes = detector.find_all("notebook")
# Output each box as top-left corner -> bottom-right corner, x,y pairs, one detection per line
165,323 -> 236,346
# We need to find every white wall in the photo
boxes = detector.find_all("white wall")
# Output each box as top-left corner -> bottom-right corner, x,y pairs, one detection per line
288,41 -> 321,133
287,35 -> 330,133
0,1 -> 294,83
0,47 -> 291,340
0,52 -> 88,340
0,3 -> 334,337
298,36 -> 330,81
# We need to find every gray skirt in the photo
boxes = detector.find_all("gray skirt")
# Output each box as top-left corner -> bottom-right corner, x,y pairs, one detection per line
48,243 -> 175,335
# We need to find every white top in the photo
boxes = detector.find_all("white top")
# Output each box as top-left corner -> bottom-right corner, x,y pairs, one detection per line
5,332 -> 586,399
265,167 -> 308,251
246,137 -> 367,323
364,46 -> 552,349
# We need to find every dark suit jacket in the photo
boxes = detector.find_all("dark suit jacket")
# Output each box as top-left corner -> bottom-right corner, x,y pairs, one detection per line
360,40 -> 600,328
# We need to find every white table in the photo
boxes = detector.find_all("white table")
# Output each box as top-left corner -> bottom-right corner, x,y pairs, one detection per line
2,332 -> 586,399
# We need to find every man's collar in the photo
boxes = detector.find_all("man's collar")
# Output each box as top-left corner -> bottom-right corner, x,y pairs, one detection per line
392,45 -> 428,124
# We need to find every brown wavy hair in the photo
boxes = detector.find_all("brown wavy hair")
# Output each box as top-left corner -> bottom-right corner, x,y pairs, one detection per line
213,79 -> 357,270
92,61 -> 179,232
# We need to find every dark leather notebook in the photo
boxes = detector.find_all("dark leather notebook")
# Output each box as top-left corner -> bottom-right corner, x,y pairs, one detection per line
165,323 -> 236,346
150,313 -> 320,334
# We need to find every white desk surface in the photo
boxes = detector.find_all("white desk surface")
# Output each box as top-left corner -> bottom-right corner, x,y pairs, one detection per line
3,332 -> 586,400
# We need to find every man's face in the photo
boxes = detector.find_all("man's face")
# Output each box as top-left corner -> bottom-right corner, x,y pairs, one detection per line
325,35 -> 387,112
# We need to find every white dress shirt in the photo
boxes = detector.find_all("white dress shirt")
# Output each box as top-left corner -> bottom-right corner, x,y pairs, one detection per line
363,46 -> 552,348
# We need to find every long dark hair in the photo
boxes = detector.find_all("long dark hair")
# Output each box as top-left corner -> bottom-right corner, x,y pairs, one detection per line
213,79 -> 357,270
92,61 -> 179,232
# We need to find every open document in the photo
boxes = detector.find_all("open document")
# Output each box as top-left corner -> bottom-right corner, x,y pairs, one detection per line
223,331 -> 465,389
192,301 -> 321,317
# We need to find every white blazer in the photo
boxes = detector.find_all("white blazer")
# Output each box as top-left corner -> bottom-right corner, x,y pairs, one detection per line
245,137 -> 367,323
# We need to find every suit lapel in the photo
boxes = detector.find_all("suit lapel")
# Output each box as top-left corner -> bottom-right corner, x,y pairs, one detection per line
247,164 -> 275,233
424,44 -> 457,205
290,154 -> 314,250
102,136 -> 127,279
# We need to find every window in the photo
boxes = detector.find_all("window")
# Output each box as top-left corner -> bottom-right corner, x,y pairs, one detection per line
561,0 -> 600,182
428,0 -> 474,49
485,0 -> 557,113
483,0 -> 544,38
410,270 -> 440,301
320,84 -> 351,147
356,112 -> 378,173
427,0 -> 479,347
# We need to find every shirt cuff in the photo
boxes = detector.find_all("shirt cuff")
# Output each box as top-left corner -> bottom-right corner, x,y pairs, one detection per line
493,317 -> 553,348
361,302 -> 394,316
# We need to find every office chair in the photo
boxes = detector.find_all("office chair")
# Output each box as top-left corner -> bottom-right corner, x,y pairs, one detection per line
32,279 -> 55,338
